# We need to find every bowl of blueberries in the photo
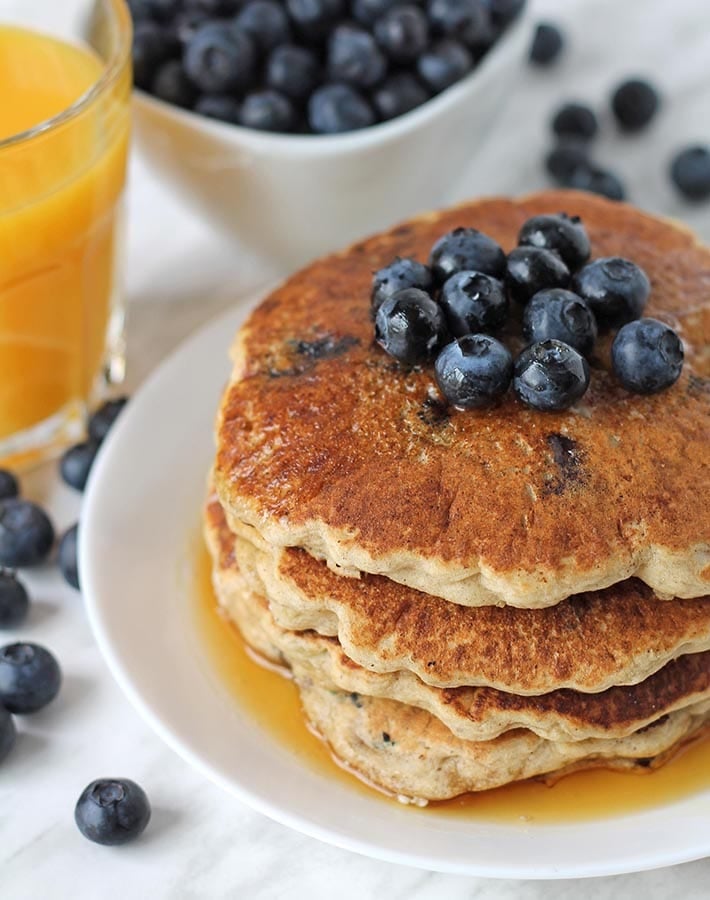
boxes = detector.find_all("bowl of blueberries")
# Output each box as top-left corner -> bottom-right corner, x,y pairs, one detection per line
129,0 -> 531,271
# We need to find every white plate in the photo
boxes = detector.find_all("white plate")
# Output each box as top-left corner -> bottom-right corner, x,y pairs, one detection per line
81,299 -> 710,879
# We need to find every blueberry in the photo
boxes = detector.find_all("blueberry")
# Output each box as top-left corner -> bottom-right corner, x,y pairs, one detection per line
327,25 -> 387,89
372,72 -> 429,120
518,213 -> 591,272
151,60 -> 198,108
0,706 -> 15,763
612,318 -> 683,395
58,525 -> 80,592
0,471 -> 18,502
611,78 -> 659,132
239,90 -> 297,132
286,0 -> 345,41
572,257 -> 650,326
75,779 -> 151,846
545,141 -> 590,183
132,21 -> 179,90
439,271 -> 508,335
308,84 -> 376,133
183,22 -> 257,93
372,258 -> 434,314
430,227 -> 506,283
529,22 -> 563,65
375,6 -> 429,64
234,0 -> 291,51
266,45 -> 320,100
435,335 -> 512,409
194,94 -> 242,123
127,0 -> 155,21
551,103 -> 598,141
566,165 -> 626,201
0,643 -> 61,714
353,0 -> 401,26
0,501 -> 55,568
375,289 -> 448,365
172,10 -> 211,44
483,0 -> 526,29
670,146 -> 710,202
505,246 -> 570,305
522,289 -> 597,356
88,397 -> 129,444
417,40 -> 472,93
428,0 -> 490,46
59,441 -> 100,493
514,340 -> 590,411
0,571 -> 29,629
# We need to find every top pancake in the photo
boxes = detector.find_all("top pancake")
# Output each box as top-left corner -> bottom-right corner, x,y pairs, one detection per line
215,191 -> 710,608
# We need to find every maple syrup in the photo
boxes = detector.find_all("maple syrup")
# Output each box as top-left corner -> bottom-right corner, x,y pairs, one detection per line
194,538 -> 710,824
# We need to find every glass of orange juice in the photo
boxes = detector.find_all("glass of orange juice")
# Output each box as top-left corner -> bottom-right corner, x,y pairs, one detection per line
0,0 -> 131,466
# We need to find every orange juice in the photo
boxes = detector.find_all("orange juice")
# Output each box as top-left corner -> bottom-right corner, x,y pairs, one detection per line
0,22 -> 131,455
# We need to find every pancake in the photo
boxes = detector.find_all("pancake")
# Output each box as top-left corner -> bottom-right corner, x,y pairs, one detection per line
214,191 -> 710,609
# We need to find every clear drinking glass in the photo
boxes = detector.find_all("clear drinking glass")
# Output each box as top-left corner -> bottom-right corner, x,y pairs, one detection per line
0,0 -> 131,466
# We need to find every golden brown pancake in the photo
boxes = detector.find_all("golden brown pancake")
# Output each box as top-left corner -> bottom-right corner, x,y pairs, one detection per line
214,191 -> 710,609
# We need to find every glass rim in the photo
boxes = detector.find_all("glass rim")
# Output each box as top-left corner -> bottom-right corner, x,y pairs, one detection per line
0,0 -> 132,153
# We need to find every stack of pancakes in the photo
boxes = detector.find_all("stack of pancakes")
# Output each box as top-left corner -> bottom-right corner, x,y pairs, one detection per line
206,191 -> 710,804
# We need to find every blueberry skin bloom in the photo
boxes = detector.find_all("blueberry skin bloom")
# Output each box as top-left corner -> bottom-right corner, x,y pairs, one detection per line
522,289 -> 597,356
266,45 -> 320,101
518,213 -> 591,272
327,24 -> 387,88
240,90 -> 297,132
375,5 -> 429,63
670,146 -> 710,202
308,84 -> 375,134
430,227 -> 506,283
0,706 -> 15,763
514,339 -> 590,411
371,257 -> 433,313
375,288 -> 448,365
435,335 -> 513,409
60,441 -> 101,492
0,571 -> 29,629
612,318 -> 684,395
417,40 -> 472,93
75,779 -> 152,846
234,0 -> 292,52
572,257 -> 650,326
372,72 -> 429,120
0,500 -> 55,568
183,23 -> 257,93
439,271 -> 508,335
0,642 -> 61,714
505,245 -> 570,305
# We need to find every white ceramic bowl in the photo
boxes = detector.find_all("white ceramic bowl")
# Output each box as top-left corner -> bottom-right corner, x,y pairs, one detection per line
133,11 -> 532,273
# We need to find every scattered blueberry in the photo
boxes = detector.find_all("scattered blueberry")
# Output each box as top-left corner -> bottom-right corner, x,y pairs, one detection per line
612,318 -> 683,395
151,59 -> 198,108
0,571 -> 29,629
435,334 -> 513,409
266,45 -> 320,100
374,6 -> 429,64
240,90 -> 297,132
670,145 -> 710,202
439,271 -> 508,335
572,257 -> 650,326
522,289 -> 597,355
327,24 -> 387,88
514,339 -> 590,411
430,227 -> 506,283
0,643 -> 61,714
529,22 -> 563,66
545,141 -> 590,183
428,0 -> 489,46
551,102 -> 599,141
286,0 -> 345,41
308,84 -> 375,134
505,245 -> 570,305
75,779 -> 152,846
88,398 -> 129,444
0,471 -> 18,502
235,0 -> 291,51
371,258 -> 434,314
417,40 -> 472,93
518,213 -> 591,272
566,165 -> 626,201
194,94 -> 242,123
60,441 -> 101,493
132,20 -> 179,90
183,22 -> 257,93
375,289 -> 448,365
0,705 -> 15,763
611,78 -> 660,132
58,525 -> 80,592
373,72 -> 429,120
0,500 -> 55,568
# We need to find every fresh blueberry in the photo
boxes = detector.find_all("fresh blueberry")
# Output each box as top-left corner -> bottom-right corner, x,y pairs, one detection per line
234,0 -> 291,51
0,471 -> 18,502
0,706 -> 15,763
327,25 -> 387,89
522,289 -> 597,355
435,335 -> 512,409
439,271 -> 508,335
505,246 -> 570,305
60,441 -> 100,493
352,0 -> 401,26
172,10 -> 211,45
551,103 -> 598,141
194,93 -> 242,123
0,571 -> 29,629
266,45 -> 320,100
572,257 -> 650,326
428,0 -> 490,46
183,22 -> 257,93
151,60 -> 198,108
372,258 -> 434,314
375,289 -> 448,365
240,90 -> 297,132
75,779 -> 152,846
374,6 -> 429,64
483,0 -> 526,29
670,146 -> 710,202
88,397 -> 129,444
430,227 -> 506,283
612,318 -> 684,395
518,213 -> 591,272
308,84 -> 376,133
514,340 -> 590,411
132,21 -> 179,90
0,643 -> 61,714
417,40 -> 472,93
545,141 -> 590,183
611,78 -> 660,132
529,22 -> 563,65
58,525 -> 80,592
0,501 -> 55,568
286,0 -> 345,41
566,165 -> 626,201
372,72 -> 429,120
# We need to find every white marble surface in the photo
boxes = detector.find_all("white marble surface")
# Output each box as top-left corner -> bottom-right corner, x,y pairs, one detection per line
3,0 -> 710,897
